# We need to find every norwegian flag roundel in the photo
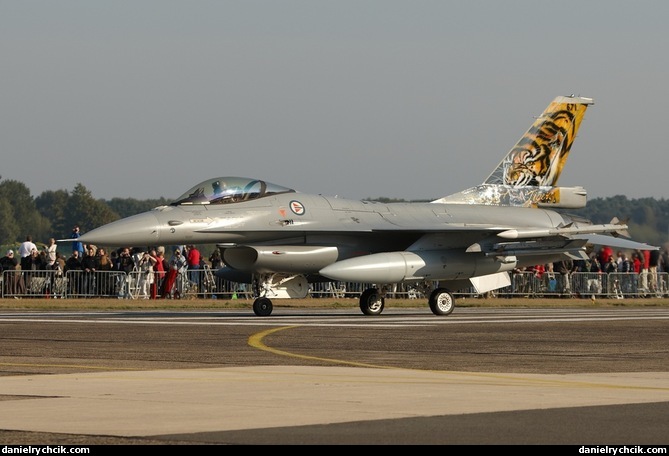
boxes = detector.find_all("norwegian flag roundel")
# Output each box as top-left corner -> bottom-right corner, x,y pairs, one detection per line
289,200 -> 305,215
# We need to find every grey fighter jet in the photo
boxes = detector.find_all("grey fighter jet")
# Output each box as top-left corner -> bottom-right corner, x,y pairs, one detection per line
76,95 -> 656,316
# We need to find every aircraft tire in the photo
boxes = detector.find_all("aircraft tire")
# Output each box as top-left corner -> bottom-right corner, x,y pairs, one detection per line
429,288 -> 455,316
359,288 -> 385,316
253,297 -> 273,316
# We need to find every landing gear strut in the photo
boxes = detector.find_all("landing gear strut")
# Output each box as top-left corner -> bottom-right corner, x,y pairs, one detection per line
248,272 -> 310,316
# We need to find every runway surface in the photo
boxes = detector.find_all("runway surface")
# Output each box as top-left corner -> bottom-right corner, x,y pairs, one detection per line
0,306 -> 667,445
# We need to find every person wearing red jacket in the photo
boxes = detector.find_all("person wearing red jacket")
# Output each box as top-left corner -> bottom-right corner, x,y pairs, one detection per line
186,245 -> 202,295
149,249 -> 166,299
640,249 -> 651,295
598,246 -> 613,267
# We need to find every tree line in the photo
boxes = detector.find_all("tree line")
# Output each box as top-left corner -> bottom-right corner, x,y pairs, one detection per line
1,177 -> 668,251
0,178 -> 168,249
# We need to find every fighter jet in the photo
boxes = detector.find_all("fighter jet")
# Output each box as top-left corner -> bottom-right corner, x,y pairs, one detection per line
76,95 -> 657,316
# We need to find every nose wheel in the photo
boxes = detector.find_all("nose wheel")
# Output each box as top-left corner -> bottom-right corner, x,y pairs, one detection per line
253,297 -> 273,316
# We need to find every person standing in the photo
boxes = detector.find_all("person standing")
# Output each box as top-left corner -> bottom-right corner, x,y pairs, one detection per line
209,248 -> 224,295
640,249 -> 651,295
630,252 -> 641,273
209,249 -> 223,269
149,249 -> 165,299
649,248 -> 660,295
64,250 -> 82,272
51,252 -> 67,297
599,246 -> 613,268
96,247 -> 114,296
116,247 -> 134,274
605,255 -> 618,296
587,254 -> 603,296
661,248 -> 669,273
164,249 -> 187,298
65,250 -> 83,296
618,252 -> 632,295
21,248 -> 44,294
186,244 -> 201,295
45,238 -> 57,269
71,225 -> 85,257
80,246 -> 99,296
137,252 -> 155,299
18,235 -> 37,258
552,259 -> 572,295
0,250 -> 19,296
0,250 -> 17,270
116,247 -> 135,299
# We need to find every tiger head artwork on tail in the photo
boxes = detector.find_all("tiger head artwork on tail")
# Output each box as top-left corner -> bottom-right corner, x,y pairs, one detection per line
433,95 -> 593,208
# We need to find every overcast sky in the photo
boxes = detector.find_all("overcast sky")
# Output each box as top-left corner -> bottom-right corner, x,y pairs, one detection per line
2,1 -> 668,202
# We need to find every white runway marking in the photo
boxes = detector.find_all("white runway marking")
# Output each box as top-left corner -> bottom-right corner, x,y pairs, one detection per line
0,308 -> 668,327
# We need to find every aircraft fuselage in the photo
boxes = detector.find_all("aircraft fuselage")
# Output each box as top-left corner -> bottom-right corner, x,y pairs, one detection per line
79,192 -> 570,254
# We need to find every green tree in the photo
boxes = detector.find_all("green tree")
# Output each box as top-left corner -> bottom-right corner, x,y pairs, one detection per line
0,179 -> 51,243
35,189 -> 70,239
65,184 -> 119,233
571,196 -> 669,247
0,197 -> 20,245
105,197 -> 170,219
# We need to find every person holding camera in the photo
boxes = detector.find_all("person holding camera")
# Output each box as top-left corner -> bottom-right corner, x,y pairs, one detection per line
71,225 -> 85,257
137,252 -> 156,299
115,247 -> 135,299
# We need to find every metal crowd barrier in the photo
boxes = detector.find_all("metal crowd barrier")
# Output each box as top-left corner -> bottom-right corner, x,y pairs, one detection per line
462,271 -> 669,299
2,269 -> 668,300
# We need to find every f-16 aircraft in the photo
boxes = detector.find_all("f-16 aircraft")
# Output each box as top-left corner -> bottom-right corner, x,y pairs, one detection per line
76,95 -> 657,316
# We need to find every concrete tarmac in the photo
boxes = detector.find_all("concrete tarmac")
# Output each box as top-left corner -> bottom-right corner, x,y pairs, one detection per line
0,306 -> 667,445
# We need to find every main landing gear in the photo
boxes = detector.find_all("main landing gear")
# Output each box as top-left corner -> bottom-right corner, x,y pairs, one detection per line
250,283 -> 456,317
358,286 -> 455,316
359,288 -> 385,315
428,288 -> 455,315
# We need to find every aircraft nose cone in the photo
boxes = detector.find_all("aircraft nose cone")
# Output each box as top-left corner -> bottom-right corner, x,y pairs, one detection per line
78,212 -> 161,247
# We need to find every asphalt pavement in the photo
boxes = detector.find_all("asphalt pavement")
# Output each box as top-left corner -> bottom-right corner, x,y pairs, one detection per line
0,307 -> 667,445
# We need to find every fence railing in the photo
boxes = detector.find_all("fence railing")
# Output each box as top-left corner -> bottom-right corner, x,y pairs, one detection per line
1,269 -> 668,300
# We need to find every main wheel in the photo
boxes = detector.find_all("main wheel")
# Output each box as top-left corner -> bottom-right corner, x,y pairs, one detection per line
429,288 -> 455,316
359,288 -> 385,316
253,297 -> 273,316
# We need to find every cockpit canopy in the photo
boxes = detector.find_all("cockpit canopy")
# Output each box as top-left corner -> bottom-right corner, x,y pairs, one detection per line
171,177 -> 295,206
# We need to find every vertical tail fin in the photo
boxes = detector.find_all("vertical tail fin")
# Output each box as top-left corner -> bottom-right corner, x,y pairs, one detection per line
433,95 -> 594,208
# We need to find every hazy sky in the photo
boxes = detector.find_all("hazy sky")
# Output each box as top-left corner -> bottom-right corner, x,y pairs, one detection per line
2,1 -> 668,202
